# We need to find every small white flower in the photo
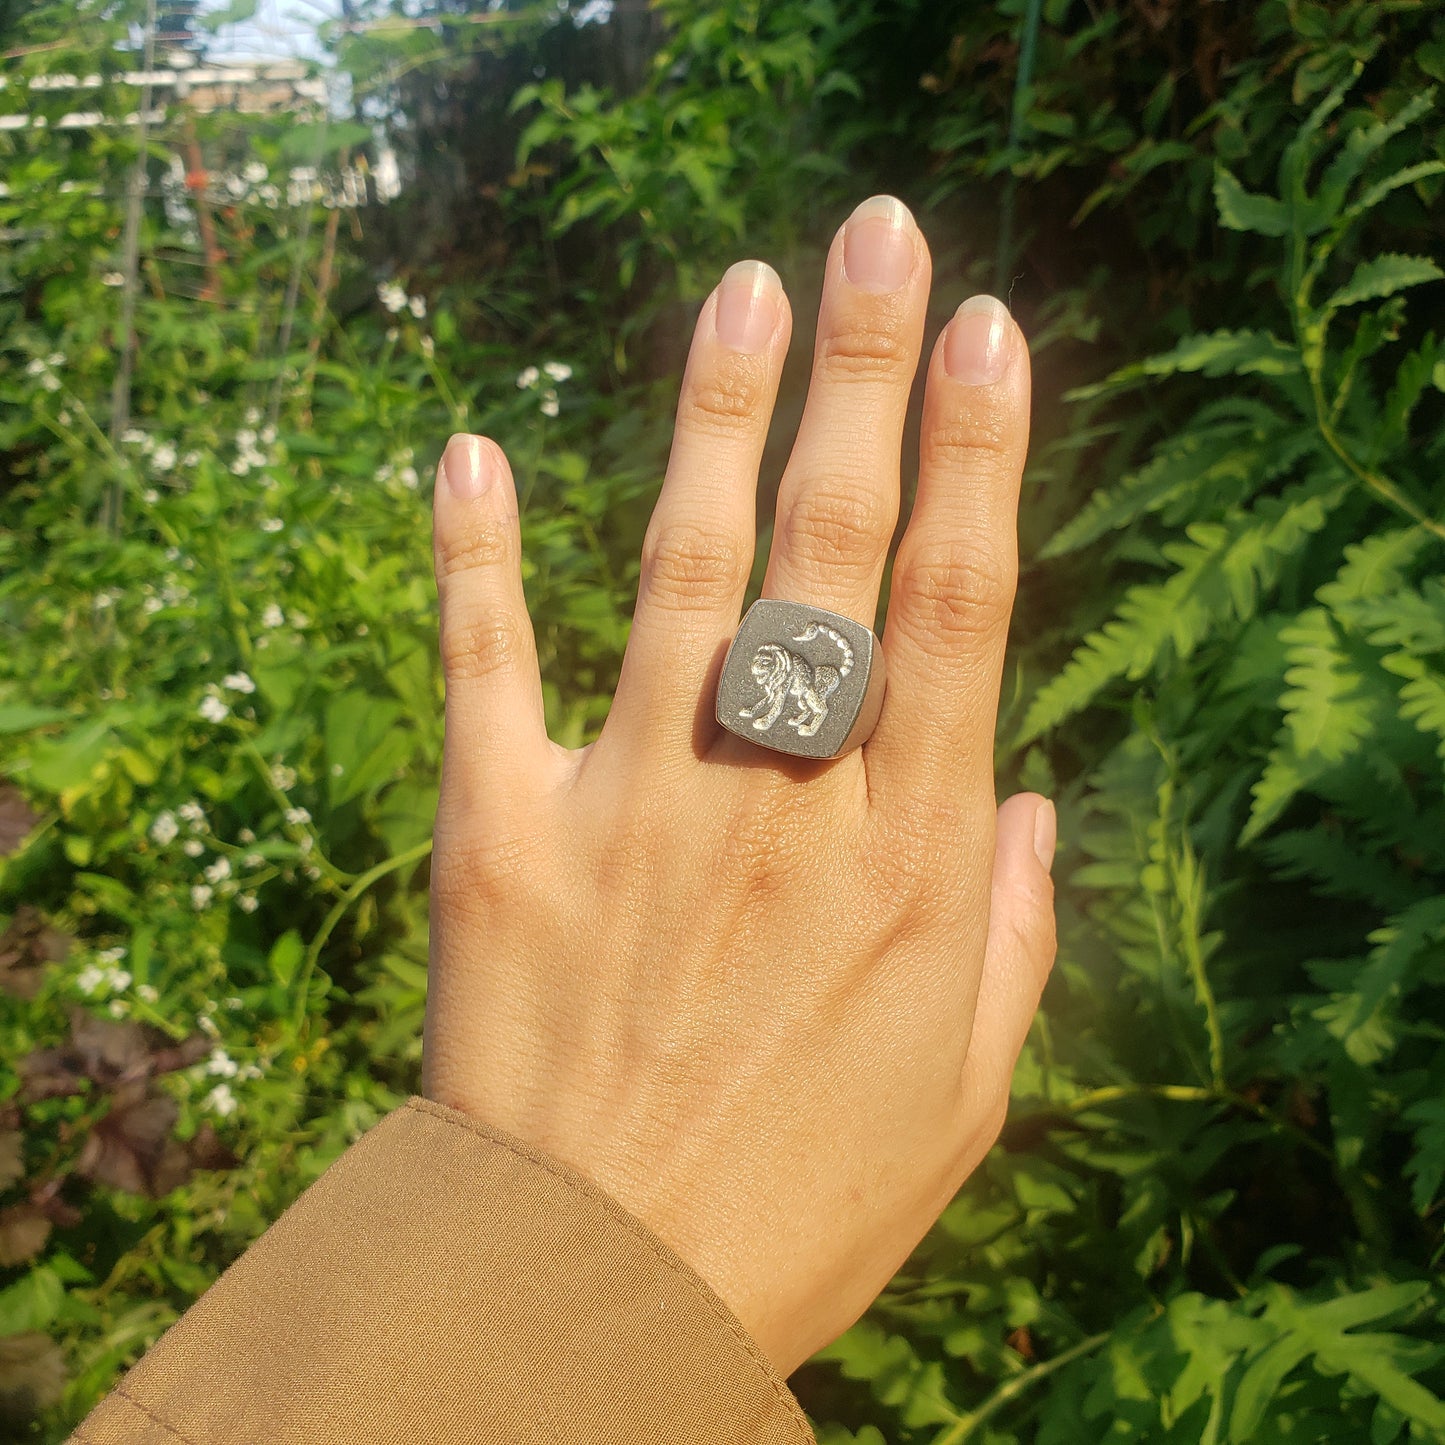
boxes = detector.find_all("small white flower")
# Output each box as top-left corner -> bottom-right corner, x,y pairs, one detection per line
243,851 -> 264,868
238,828 -> 256,844
288,610 -> 309,629
239,1063 -> 263,1081
164,545 -> 181,561
150,811 -> 179,844
142,596 -> 164,614
150,442 -> 177,471
191,883 -> 213,909
543,361 -> 572,382
303,863 -> 322,880
198,695 -> 230,723
408,294 -> 426,319
377,281 -> 407,314
102,271 -> 124,287
142,488 -> 159,505
94,591 -> 115,610
261,603 -> 285,629
259,517 -> 284,534
183,838 -> 205,858
25,358 -> 46,376
515,365 -> 540,389
136,983 -> 159,1003
197,1013 -> 219,1037
207,1048 -> 240,1078
109,969 -> 132,991
243,160 -> 268,184
330,763 -> 344,777
540,389 -> 560,418
204,1082 -> 238,1117
224,996 -> 243,1011
222,672 -> 256,694
97,946 -> 126,965
122,427 -> 148,446
204,856 -> 232,884
107,999 -> 129,1018
271,763 -> 297,791
76,963 -> 105,995
285,806 -> 311,826
421,335 -> 435,359
398,464 -> 419,490
237,892 -> 259,913
299,835 -> 314,854
178,800 -> 206,825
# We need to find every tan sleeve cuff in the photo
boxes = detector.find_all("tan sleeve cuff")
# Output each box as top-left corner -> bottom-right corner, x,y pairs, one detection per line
72,1097 -> 814,1445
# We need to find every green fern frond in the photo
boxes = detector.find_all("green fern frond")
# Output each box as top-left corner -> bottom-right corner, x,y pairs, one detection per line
1068,331 -> 1303,404
1320,253 -> 1443,317
1025,477 -> 1349,740
1305,896 -> 1445,1067
1315,527 -> 1430,608
1243,608 -> 1386,842
1041,404 -> 1306,559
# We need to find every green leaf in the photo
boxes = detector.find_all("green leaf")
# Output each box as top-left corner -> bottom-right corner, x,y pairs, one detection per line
1403,1095 -> 1445,1214
268,930 -> 304,988
1322,254 -> 1443,315
1214,167 -> 1290,236
278,121 -> 373,165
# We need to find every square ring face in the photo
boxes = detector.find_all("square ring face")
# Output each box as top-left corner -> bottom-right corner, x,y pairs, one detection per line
715,599 -> 882,760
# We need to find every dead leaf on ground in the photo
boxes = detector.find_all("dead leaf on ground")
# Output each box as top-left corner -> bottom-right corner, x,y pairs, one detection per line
0,905 -> 71,1000
76,1083 -> 189,1197
0,784 -> 39,858
0,1204 -> 50,1267
0,1332 -> 67,1421
0,1133 -> 22,1192
20,1013 -> 208,1101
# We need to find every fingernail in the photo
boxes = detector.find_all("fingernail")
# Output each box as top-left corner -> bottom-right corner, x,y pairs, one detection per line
715,260 -> 782,353
443,434 -> 492,500
1033,799 -> 1057,873
842,195 -> 914,293
945,295 -> 1011,385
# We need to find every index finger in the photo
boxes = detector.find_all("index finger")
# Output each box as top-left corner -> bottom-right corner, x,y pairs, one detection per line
864,295 -> 1030,810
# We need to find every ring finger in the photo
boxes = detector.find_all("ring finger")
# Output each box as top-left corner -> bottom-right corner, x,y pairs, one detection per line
761,195 -> 931,626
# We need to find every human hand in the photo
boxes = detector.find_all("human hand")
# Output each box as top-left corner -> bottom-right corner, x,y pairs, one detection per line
423,195 -> 1055,1377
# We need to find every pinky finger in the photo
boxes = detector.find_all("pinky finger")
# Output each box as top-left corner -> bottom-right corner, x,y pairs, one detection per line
954,792 -> 1057,1166
432,433 -> 554,815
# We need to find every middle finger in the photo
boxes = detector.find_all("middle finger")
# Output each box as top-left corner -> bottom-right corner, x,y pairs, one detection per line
761,195 -> 931,625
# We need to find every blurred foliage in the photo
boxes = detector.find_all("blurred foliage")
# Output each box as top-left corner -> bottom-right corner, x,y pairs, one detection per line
1,0 -> 1443,1441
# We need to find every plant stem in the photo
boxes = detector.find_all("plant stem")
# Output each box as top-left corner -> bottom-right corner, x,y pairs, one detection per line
293,837 -> 433,1031
103,0 -> 158,537
931,1332 -> 1110,1444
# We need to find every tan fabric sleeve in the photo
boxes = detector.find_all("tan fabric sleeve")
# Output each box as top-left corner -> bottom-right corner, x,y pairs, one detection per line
70,1097 -> 814,1444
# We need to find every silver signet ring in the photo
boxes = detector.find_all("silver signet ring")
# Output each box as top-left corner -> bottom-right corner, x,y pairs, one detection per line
715,598 -> 886,760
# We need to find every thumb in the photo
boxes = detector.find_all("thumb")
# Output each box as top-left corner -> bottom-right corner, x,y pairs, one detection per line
956,792 -> 1058,1161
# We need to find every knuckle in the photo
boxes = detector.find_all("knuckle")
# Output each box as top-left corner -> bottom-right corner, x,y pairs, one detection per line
439,612 -> 530,682
816,322 -> 912,382
893,539 -> 1016,650
641,522 -> 750,609
921,411 -> 1018,474
781,484 -> 892,573
435,517 -> 516,580
679,358 -> 768,438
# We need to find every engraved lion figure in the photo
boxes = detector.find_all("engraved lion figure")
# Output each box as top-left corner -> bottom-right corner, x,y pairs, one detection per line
738,622 -> 854,738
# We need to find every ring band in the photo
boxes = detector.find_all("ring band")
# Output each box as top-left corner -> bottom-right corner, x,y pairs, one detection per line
715,598 -> 886,759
